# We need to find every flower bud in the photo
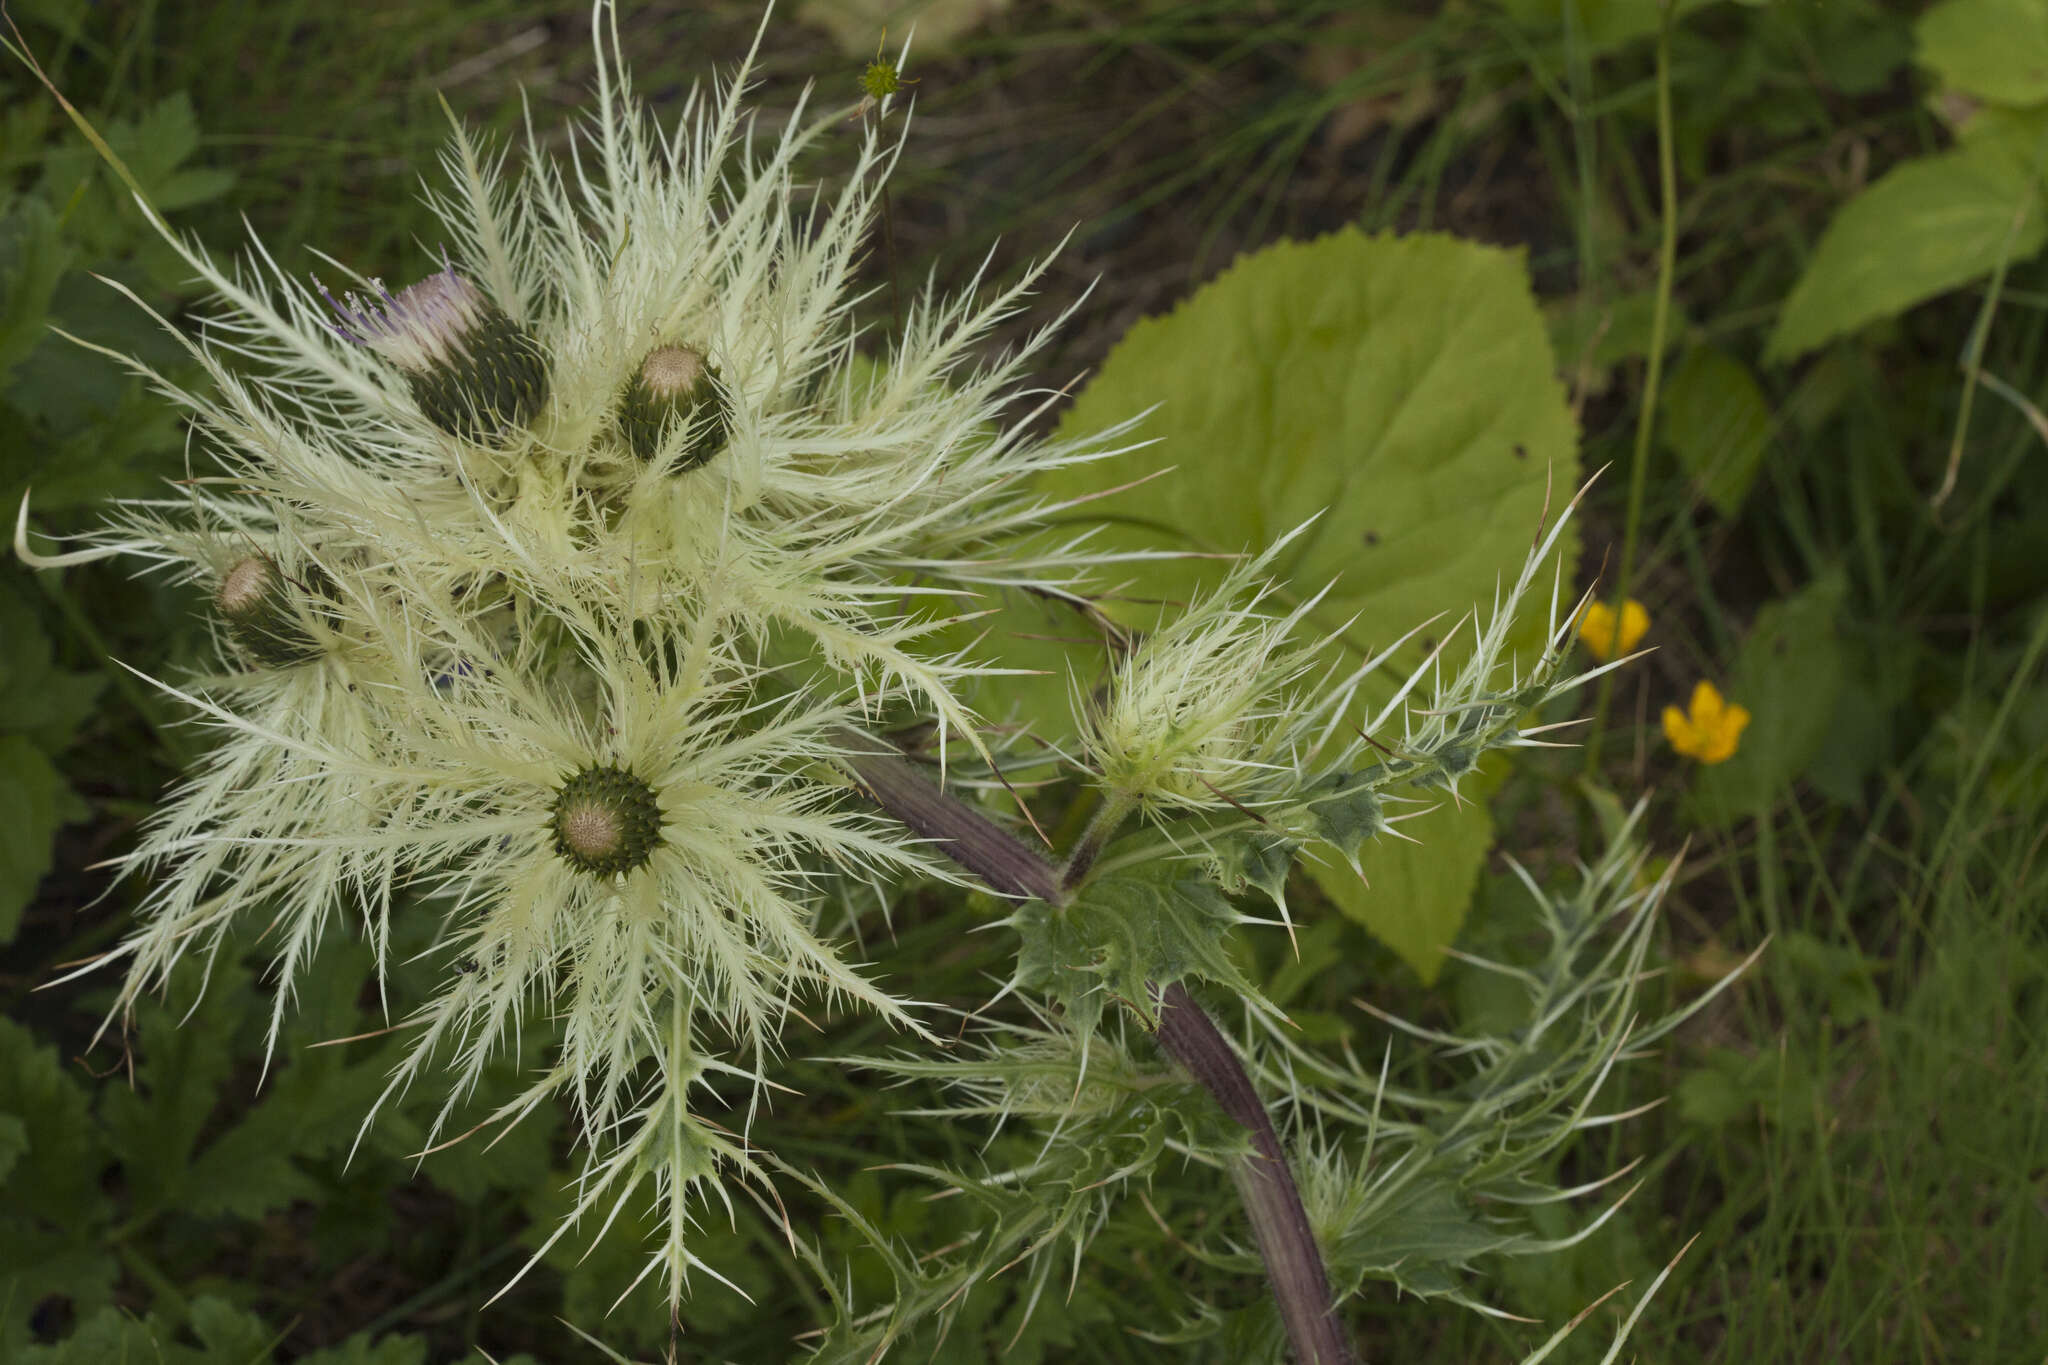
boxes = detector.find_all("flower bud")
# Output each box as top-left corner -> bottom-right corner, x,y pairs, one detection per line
549,764 -> 664,877
327,269 -> 548,444
617,344 -> 730,469
215,553 -> 326,668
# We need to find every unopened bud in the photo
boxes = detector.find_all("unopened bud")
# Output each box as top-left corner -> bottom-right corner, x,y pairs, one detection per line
618,344 -> 730,469
216,554 -> 325,668
326,269 -> 548,444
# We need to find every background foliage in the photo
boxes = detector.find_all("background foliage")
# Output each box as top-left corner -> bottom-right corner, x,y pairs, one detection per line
3,0 -> 2045,1360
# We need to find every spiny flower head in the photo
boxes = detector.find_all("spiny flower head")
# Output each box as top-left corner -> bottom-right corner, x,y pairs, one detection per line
213,550 -> 329,667
1081,526 -> 1340,816
323,266 -> 549,444
616,342 -> 729,467
13,0 -> 1131,1310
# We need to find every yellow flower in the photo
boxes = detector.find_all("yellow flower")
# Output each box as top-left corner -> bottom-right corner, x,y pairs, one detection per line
1576,597 -> 1650,662
1663,680 -> 1750,764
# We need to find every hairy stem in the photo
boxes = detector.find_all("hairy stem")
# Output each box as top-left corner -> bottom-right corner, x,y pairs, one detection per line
1153,982 -> 1356,1364
1060,790 -> 1135,892
834,726 -> 1353,1364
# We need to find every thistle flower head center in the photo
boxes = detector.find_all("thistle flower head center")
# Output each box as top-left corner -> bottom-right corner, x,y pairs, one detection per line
640,344 -> 707,397
560,803 -> 620,856
549,764 -> 663,877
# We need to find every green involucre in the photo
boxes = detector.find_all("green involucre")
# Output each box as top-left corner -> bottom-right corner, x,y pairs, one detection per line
549,764 -> 664,877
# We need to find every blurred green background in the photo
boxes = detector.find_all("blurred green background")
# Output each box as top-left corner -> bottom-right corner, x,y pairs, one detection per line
3,0 -> 2045,1360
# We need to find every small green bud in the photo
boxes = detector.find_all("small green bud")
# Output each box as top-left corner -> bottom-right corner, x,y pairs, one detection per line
859,60 -> 903,100
216,553 -> 325,668
618,344 -> 731,469
549,764 -> 664,877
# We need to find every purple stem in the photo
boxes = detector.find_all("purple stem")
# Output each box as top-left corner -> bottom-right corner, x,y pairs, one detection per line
834,726 -> 1355,1364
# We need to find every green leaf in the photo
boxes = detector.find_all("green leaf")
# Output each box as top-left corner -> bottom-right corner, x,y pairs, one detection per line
185,1297 -> 278,1362
0,581 -> 108,752
1306,752 -> 1508,984
0,736 -> 67,944
1012,852 -> 1261,1037
1325,1176 -> 1512,1300
1917,0 -> 2048,105
298,1334 -> 434,1365
97,959 -> 247,1220
101,944 -> 418,1225
1044,230 -> 1575,665
108,93 -> 236,213
1659,345 -> 1774,516
0,196 -> 72,379
17,1299 -> 278,1365
1777,929 -> 1885,1027
0,1018 -> 116,1346
0,1020 -> 108,1218
1677,1046 -> 1820,1130
1765,140 -> 2048,363
1688,568 -> 1850,822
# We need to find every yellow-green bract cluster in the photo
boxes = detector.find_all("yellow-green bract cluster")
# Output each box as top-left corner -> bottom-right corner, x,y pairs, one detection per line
16,0 -> 1141,1307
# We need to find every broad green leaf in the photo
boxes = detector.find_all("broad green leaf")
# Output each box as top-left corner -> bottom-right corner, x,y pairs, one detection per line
1038,229 -> 1577,978
1308,752 -> 1508,984
1324,1176 -> 1512,1300
1917,0 -> 2048,105
185,1298 -> 278,1361
18,1299 -> 276,1365
1044,230 -> 1575,661
107,93 -> 236,214
1688,568 -> 1849,822
1776,929 -> 1884,1027
1660,345 -> 1774,516
98,959 -> 247,1220
1806,4 -> 1914,96
0,1019 -> 108,1222
1765,140 -> 2048,363
0,736 -> 67,943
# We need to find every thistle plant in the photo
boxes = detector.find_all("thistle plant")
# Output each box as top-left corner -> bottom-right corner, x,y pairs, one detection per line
15,5 -> 1732,1357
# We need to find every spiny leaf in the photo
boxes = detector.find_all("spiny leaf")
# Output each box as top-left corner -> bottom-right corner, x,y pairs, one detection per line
1010,851 -> 1263,1037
